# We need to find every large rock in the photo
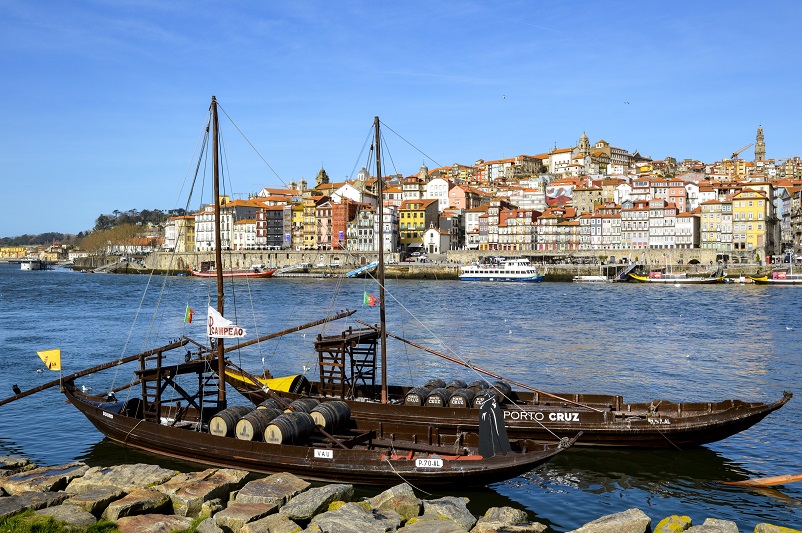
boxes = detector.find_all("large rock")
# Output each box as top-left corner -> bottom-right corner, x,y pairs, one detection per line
0,490 -> 69,519
309,501 -> 402,533
280,483 -> 353,521
368,483 -> 422,523
567,508 -> 651,533
102,487 -> 172,521
242,513 -> 302,533
0,462 -> 89,494
399,515 -> 468,532
471,506 -> 545,533
236,472 -> 310,507
66,463 -> 178,493
654,515 -> 693,532
67,485 -> 126,516
755,525 -> 802,533
214,501 -> 277,532
686,518 -> 739,532
422,497 -> 476,531
197,517 -> 226,533
35,503 -> 98,528
156,467 -> 249,517
115,513 -> 194,533
0,456 -> 34,477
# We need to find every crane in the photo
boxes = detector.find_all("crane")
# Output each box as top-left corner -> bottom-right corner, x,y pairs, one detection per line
731,143 -> 753,160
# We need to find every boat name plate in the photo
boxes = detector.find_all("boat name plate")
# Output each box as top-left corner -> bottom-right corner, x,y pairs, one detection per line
415,458 -> 443,468
102,412 -> 114,419
314,449 -> 334,459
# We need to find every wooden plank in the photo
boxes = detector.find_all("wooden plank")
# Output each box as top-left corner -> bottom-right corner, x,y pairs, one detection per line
722,473 -> 802,487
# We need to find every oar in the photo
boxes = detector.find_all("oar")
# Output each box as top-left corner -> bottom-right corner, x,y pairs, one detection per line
721,473 -> 802,488
0,339 -> 189,407
355,319 -> 604,413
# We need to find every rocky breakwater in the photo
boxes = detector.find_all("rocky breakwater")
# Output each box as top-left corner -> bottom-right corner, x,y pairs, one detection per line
1,456 -> 799,533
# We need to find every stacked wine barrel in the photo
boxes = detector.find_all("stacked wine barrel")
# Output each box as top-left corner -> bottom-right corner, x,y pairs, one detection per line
403,378 -> 512,408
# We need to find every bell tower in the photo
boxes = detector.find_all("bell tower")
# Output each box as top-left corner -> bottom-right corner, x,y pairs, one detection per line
754,126 -> 766,162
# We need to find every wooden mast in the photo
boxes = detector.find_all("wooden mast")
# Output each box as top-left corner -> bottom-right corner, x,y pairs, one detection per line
375,116 -> 388,404
211,96 -> 226,408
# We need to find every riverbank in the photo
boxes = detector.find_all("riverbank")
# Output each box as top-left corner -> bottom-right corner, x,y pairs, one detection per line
2,457 -> 797,533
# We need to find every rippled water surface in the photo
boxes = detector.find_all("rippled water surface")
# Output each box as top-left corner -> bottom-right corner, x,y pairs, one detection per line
1,264 -> 800,531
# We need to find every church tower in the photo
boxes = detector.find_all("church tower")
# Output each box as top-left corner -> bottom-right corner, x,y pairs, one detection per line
755,126 -> 766,162
578,132 -> 591,157
315,167 -> 330,188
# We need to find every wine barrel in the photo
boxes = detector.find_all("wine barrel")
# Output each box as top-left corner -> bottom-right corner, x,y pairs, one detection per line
472,389 -> 497,409
446,379 -> 467,392
310,401 -> 351,432
468,380 -> 489,393
492,381 -> 512,402
235,407 -> 282,441
257,398 -> 284,411
208,405 -> 253,437
285,398 -> 320,414
264,412 -> 316,444
404,387 -> 431,406
425,388 -> 452,407
424,378 -> 446,390
448,388 -> 475,408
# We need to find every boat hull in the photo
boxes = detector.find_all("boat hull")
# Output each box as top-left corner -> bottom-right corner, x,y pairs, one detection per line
63,384 -> 573,487
458,275 -> 543,282
226,372 -> 791,449
190,269 -> 276,278
628,273 -> 725,284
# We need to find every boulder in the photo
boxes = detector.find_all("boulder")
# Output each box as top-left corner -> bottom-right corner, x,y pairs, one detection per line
368,483 -> 422,523
35,503 -> 98,528
567,508 -> 651,533
200,497 -> 226,519
422,496 -> 476,531
309,501 -> 402,533
686,518 -> 739,532
654,515 -> 693,532
0,490 -> 69,519
115,513 -> 194,533
242,513 -> 302,533
236,472 -> 311,507
102,487 -> 172,521
471,506 -> 547,532
0,456 -> 34,477
197,517 -> 226,533
66,485 -> 126,516
66,463 -> 178,493
399,515 -> 468,532
156,467 -> 249,517
0,462 -> 89,494
755,525 -> 802,533
280,483 -> 353,521
214,501 -> 277,532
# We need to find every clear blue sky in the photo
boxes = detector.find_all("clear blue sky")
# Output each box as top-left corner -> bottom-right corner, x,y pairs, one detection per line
2,1 -> 800,237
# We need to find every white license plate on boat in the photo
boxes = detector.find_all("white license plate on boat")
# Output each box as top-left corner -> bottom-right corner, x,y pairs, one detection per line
415,458 -> 443,468
314,449 -> 333,459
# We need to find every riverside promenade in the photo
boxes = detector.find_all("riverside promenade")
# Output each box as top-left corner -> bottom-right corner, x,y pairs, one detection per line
72,250 -> 768,281
1,457 -> 798,532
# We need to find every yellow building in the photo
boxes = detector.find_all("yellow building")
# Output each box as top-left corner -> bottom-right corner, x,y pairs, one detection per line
732,188 -> 769,260
0,246 -> 26,259
291,204 -> 304,251
399,199 -> 439,253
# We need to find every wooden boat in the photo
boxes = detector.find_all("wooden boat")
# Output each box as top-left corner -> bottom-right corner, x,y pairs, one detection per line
190,265 -> 276,278
37,100 -> 576,488
226,360 -> 792,450
628,266 -> 726,284
459,258 -> 544,282
572,275 -> 608,283
749,268 -> 802,285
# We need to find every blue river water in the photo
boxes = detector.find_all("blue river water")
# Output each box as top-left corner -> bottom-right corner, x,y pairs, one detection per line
0,262 -> 800,531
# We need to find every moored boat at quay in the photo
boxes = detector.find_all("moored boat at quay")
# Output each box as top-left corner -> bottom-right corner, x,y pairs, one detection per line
459,257 -> 544,282
628,266 -> 726,284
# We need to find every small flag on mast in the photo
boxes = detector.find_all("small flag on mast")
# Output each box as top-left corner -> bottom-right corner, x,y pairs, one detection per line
363,292 -> 379,307
37,349 -> 61,371
185,305 -> 195,323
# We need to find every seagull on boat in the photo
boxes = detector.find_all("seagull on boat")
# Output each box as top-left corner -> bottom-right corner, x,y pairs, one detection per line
81,385 -> 92,392
12,384 -> 21,395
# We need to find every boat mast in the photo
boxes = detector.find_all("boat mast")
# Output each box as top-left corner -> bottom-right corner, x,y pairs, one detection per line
374,116 -> 388,404
212,96 -> 227,408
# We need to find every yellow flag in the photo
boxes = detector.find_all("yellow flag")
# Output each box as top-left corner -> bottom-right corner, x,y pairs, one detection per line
37,349 -> 61,371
